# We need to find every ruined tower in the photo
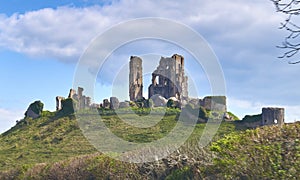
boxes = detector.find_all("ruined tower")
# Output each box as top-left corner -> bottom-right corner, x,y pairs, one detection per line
78,87 -> 84,99
68,89 -> 76,99
56,96 -> 65,111
261,107 -> 284,126
148,54 -> 188,100
129,56 -> 143,101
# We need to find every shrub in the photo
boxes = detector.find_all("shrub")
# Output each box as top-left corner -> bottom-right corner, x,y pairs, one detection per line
25,100 -> 44,117
41,111 -> 55,117
227,112 -> 240,120
144,99 -> 154,108
30,101 -> 44,115
209,123 -> 300,179
167,99 -> 175,108
60,98 -> 77,115
242,114 -> 262,123
198,106 -> 208,120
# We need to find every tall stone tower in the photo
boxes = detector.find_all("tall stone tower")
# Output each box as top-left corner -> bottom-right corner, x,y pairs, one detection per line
172,54 -> 188,99
129,56 -> 143,101
78,87 -> 84,99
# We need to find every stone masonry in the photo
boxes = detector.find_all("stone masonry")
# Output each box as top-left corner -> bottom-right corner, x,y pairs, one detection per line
148,54 -> 188,101
199,96 -> 227,112
262,107 -> 284,126
129,56 -> 143,101
56,96 -> 65,111
110,97 -> 120,110
68,89 -> 77,99
57,87 -> 94,110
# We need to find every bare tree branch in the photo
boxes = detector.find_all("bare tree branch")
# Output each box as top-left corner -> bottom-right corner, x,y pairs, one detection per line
271,0 -> 300,63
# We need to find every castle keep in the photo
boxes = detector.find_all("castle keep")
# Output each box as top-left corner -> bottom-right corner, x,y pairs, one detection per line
148,54 -> 188,101
129,54 -> 188,102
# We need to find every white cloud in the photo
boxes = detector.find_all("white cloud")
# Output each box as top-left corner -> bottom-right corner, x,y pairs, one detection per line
1,0 -> 299,115
0,0 -> 284,62
0,6 -> 117,62
0,108 -> 23,133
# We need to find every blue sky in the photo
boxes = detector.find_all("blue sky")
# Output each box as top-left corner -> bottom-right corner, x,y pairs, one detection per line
1,0 -> 300,133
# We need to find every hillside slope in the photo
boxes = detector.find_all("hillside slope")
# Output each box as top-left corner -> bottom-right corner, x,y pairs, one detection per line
209,122 -> 300,179
0,111 -> 299,179
0,114 -> 97,172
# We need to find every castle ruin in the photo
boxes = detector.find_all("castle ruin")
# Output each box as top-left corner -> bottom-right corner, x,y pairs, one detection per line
129,54 -> 188,102
262,107 -> 284,126
129,56 -> 143,101
51,53 -> 286,128
56,96 -> 65,111
199,96 -> 227,112
56,87 -> 92,111
148,54 -> 188,101
240,107 -> 285,128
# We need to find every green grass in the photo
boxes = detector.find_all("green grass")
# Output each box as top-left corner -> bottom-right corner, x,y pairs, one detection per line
227,111 -> 240,120
0,109 -> 235,172
241,114 -> 262,123
0,108 -> 298,179
209,122 -> 300,179
0,115 -> 96,171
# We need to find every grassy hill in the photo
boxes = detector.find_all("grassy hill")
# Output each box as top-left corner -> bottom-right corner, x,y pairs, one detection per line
0,108 -> 299,179
209,122 -> 300,179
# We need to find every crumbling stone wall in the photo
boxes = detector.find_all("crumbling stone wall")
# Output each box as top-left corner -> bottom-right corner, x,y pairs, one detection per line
68,89 -> 77,99
60,87 -> 94,110
76,87 -> 91,109
129,56 -> 143,101
199,96 -> 227,112
239,107 -> 285,128
262,107 -> 284,126
78,87 -> 83,99
102,99 -> 110,109
110,97 -> 120,110
148,54 -> 188,101
85,97 -> 91,108
56,96 -> 65,110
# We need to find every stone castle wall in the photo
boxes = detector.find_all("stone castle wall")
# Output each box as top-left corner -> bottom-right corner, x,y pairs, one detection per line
262,107 -> 284,126
199,96 -> 227,112
129,56 -> 143,101
57,87 -> 93,111
148,54 -> 188,101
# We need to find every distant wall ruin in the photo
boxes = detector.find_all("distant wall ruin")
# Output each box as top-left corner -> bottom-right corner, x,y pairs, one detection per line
262,107 -> 284,126
56,87 -> 93,111
240,107 -> 285,128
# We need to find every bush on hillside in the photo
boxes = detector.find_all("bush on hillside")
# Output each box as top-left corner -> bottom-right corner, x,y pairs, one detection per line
209,123 -> 300,179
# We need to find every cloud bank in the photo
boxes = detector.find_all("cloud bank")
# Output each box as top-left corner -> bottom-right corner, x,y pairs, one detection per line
0,0 -> 284,61
1,0 -> 299,122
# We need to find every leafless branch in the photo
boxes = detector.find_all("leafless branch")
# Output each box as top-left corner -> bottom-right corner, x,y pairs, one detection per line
271,0 -> 300,63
